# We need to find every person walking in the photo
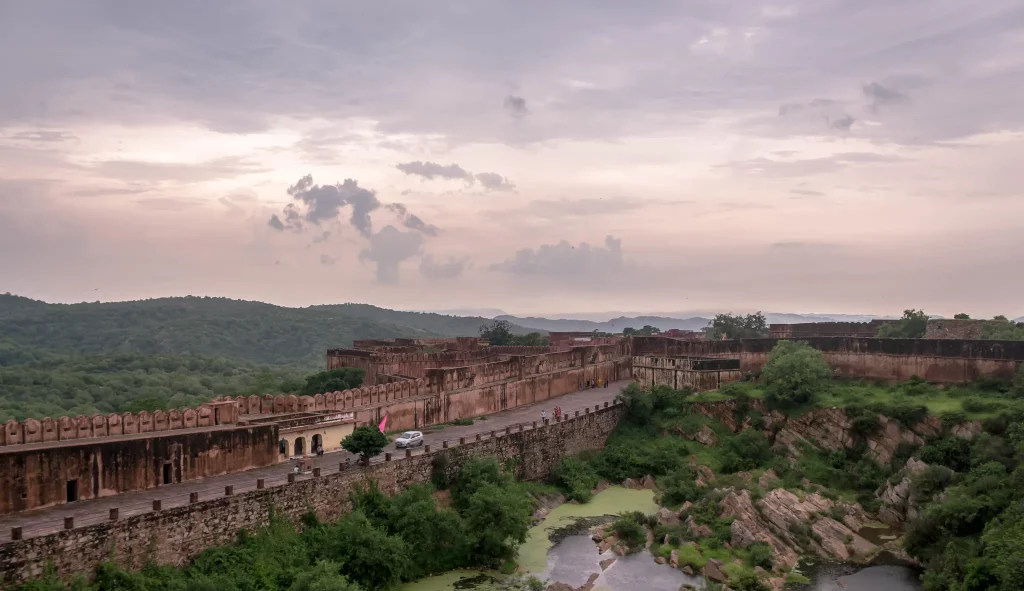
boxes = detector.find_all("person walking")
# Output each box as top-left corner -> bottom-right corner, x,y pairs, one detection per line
541,409 -> 547,422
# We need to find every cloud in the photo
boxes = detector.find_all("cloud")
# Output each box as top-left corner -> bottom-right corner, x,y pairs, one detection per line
863,82 -> 909,113
829,115 -> 855,131
790,189 -> 825,197
420,254 -> 469,280
319,254 -> 338,266
719,152 -> 906,177
395,160 -> 515,191
10,130 -> 78,143
278,174 -> 381,235
386,203 -> 439,235
491,235 -> 624,276
93,156 -> 267,183
396,161 -> 472,181
503,95 -> 528,118
359,225 -> 424,284
474,172 -> 515,191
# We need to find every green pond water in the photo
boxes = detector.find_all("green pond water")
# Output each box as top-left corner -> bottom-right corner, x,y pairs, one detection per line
399,487 -> 658,591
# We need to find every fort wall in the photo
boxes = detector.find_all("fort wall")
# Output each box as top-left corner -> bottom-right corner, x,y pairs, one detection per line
632,336 -> 1024,382
326,346 -> 556,384
0,425 -> 279,516
0,404 -> 625,585
632,356 -> 743,392
0,401 -> 238,449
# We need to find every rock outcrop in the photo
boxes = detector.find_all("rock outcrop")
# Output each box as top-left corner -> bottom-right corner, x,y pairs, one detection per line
876,457 -> 929,525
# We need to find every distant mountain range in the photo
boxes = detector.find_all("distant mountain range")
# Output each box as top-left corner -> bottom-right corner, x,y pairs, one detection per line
492,312 -> 897,334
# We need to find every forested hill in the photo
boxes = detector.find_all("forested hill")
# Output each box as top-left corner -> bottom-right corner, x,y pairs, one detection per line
0,294 -> 533,421
0,294 -> 527,368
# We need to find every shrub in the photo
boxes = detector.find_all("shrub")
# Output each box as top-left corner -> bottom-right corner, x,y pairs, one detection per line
961,397 -> 1004,414
553,457 -> 599,502
748,541 -> 774,570
660,467 -> 708,507
868,401 -> 928,428
719,431 -> 773,473
617,383 -> 654,427
610,516 -> 646,552
921,437 -> 973,473
910,465 -> 955,502
762,341 -> 830,409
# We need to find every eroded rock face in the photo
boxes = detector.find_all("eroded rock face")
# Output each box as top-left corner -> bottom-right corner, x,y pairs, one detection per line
720,490 -> 798,569
950,421 -> 983,440
876,457 -> 929,525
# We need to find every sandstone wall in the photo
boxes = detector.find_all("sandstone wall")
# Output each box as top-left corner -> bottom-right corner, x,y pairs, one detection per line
632,336 -> 1023,383
0,426 -> 279,516
0,401 -> 238,449
326,346 -> 556,384
0,404 -> 625,585
632,356 -> 742,392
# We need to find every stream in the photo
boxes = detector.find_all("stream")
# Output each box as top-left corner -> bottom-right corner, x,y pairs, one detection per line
400,487 -> 923,591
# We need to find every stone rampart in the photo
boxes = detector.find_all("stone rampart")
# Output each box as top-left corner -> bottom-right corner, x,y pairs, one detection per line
0,403 -> 625,585
0,401 -> 238,448
632,356 -> 743,392
326,346 -> 556,384
632,336 -> 1024,383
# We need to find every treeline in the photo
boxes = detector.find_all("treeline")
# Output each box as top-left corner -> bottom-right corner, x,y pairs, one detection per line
20,457 -> 544,591
0,357 -> 366,422
0,294 -> 532,368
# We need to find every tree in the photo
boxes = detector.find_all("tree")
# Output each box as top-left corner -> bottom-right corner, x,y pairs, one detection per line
877,309 -> 929,338
300,367 -> 365,396
480,320 -> 515,346
512,332 -> 549,346
286,561 -> 362,591
341,426 -> 390,465
319,511 -> 410,590
955,313 -> 972,320
704,312 -> 768,340
463,483 -> 532,564
762,340 -> 830,408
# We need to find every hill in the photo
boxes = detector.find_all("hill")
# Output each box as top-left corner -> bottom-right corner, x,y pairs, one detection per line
0,294 -> 531,368
0,294 -> 534,420
496,314 -> 711,333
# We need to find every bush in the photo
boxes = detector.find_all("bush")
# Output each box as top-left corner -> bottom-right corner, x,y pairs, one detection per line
762,341 -> 830,409
748,541 -> 774,570
719,431 -> 773,473
868,401 -> 928,428
962,397 -> 1004,414
610,516 -> 646,552
921,437 -> 973,473
910,465 -> 955,502
553,457 -> 599,503
617,383 -> 654,427
660,467 -> 708,507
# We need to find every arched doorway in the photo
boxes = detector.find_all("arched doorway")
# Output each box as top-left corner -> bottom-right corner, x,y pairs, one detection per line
312,434 -> 323,454
279,439 -> 289,457
294,437 -> 305,457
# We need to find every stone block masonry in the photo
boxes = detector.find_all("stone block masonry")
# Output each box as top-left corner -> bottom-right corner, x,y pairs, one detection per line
0,404 -> 625,585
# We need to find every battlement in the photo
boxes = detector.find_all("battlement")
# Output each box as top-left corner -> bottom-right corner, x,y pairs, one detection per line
1,400 -> 238,448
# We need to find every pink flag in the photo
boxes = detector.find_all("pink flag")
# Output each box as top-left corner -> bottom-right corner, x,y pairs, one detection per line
378,414 -> 388,433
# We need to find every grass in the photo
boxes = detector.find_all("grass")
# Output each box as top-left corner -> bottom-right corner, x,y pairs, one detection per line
785,570 -> 811,584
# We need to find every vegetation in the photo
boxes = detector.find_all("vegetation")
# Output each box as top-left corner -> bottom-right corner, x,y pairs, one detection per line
877,308 -> 929,338
703,312 -> 768,340
300,368 -> 365,396
0,294 -> 536,421
478,320 -> 549,346
20,458 -> 540,591
761,340 -> 830,409
954,313 -> 971,320
981,317 -> 1024,341
623,325 -> 662,336
341,426 -> 390,465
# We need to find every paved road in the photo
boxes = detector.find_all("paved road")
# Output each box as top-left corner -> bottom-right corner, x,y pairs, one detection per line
0,380 -> 629,543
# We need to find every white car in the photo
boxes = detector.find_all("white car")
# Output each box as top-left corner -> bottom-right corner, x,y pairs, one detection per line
395,431 -> 424,448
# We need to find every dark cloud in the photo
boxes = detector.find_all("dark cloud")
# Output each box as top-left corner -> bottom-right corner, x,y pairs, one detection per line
396,161 -> 472,181
268,215 -> 286,231
386,203 -> 439,235
359,225 -> 424,284
420,254 -> 469,280
829,115 -> 855,131
491,235 -> 624,276
863,82 -> 909,113
503,95 -> 528,118
10,130 -> 77,143
474,172 -> 515,191
281,174 -> 381,235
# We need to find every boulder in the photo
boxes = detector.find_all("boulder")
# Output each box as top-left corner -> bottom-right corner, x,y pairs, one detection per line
642,474 -> 657,489
656,557 -> 667,564
876,458 -> 929,525
685,515 -> 713,538
658,507 -> 680,526
758,469 -> 779,489
600,557 -> 616,570
810,516 -> 876,560
670,549 -> 679,568
682,565 -> 694,575
593,480 -> 611,495
951,421 -> 983,440
703,559 -> 728,583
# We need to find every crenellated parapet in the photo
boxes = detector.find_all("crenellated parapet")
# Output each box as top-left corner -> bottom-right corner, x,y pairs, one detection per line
0,401 -> 238,447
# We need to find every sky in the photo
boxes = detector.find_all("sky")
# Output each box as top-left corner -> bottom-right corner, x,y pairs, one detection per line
1,1 -> 1022,318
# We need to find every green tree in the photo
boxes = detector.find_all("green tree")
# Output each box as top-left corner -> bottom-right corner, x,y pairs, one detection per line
704,312 -> 768,340
464,483 -> 532,564
318,511 -> 410,591
341,426 -> 390,465
287,561 -> 362,591
510,332 -> 550,346
955,313 -> 972,320
877,309 -> 929,338
452,457 -> 506,509
762,340 -> 830,408
480,320 -> 515,346
388,485 -> 469,577
301,367 -> 365,396
553,457 -> 599,502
